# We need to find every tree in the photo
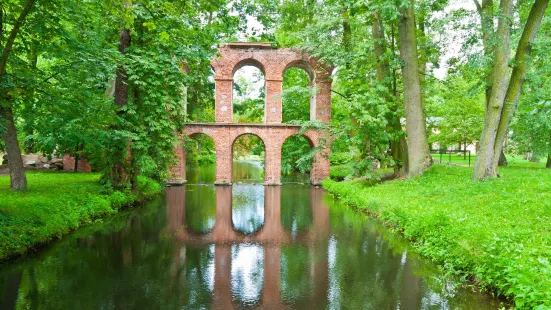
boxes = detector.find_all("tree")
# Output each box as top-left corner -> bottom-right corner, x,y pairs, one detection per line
473,0 -> 549,179
0,0 -> 36,191
398,0 -> 431,177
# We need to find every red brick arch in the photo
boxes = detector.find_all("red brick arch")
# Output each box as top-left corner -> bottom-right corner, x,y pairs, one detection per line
169,43 -> 332,185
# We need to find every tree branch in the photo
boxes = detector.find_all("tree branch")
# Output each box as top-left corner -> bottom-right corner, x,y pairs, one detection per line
473,0 -> 482,12
331,89 -> 349,99
0,0 -> 36,76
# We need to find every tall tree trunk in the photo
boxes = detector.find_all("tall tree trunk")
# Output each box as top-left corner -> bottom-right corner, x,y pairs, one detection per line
546,153 -> 551,168
398,0 -> 431,177
0,107 -> 27,191
473,0 -> 513,180
373,10 -> 408,177
473,0 -> 548,179
474,0 -> 495,107
0,0 -> 36,192
417,6 -> 427,111
110,28 -> 131,188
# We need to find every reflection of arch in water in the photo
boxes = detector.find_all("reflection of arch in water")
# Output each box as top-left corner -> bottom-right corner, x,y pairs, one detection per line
231,184 -> 265,236
230,244 -> 265,309
166,185 -> 331,308
185,185 -> 216,234
232,133 -> 266,184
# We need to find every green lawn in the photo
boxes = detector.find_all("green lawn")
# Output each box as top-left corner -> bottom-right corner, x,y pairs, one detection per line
0,172 -> 161,261
430,153 -> 547,168
323,165 -> 551,309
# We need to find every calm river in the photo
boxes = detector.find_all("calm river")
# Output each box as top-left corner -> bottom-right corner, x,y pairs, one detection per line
0,162 -> 499,309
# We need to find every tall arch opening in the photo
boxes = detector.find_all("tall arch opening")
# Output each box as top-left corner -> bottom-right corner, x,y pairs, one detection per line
233,63 -> 266,123
281,135 -> 313,183
185,133 -> 216,184
282,66 -> 314,123
232,134 -> 265,183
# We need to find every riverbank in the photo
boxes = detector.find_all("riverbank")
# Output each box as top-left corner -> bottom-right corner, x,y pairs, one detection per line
0,172 -> 162,262
322,165 -> 551,309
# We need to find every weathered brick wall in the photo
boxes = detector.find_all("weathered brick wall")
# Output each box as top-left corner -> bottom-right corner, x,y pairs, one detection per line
62,154 -> 92,172
174,123 -> 331,185
168,42 -> 333,185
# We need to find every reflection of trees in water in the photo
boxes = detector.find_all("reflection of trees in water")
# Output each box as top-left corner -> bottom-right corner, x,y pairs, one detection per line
280,185 -> 312,237
185,185 -> 216,234
232,184 -> 264,234
280,245 -> 313,305
230,244 -> 264,308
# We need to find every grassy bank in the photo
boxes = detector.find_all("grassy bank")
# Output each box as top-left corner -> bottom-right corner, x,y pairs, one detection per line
0,172 -> 162,261
322,165 -> 551,309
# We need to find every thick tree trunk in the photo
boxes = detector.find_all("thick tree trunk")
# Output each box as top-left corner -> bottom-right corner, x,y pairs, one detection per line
473,0 -> 513,180
110,28 -> 131,189
398,0 -> 431,177
546,153 -> 551,168
473,0 -> 548,179
373,10 -> 408,177
0,0 -> 36,192
0,107 -> 27,191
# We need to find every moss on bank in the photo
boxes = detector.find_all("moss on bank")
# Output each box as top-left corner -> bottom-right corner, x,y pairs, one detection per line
322,165 -> 551,309
0,172 -> 162,261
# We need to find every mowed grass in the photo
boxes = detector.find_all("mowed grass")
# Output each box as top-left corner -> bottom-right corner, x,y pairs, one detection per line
430,153 -> 547,168
323,165 -> 551,309
0,172 -> 161,261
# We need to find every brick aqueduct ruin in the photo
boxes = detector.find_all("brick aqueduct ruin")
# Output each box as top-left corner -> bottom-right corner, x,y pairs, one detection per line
169,42 -> 333,185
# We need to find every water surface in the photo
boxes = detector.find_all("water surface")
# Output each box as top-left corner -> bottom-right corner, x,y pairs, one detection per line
0,163 -> 498,309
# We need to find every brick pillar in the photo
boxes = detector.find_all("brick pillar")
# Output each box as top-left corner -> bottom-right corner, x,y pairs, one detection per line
215,137 -> 232,185
313,80 -> 332,123
264,140 -> 281,185
265,79 -> 283,123
168,143 -> 186,185
215,79 -> 233,123
310,142 -> 330,185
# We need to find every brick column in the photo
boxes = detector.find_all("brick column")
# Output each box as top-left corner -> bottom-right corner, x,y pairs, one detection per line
168,143 -> 186,185
310,140 -> 330,185
215,137 -> 232,185
264,139 -> 282,186
215,78 -> 233,123
313,80 -> 332,123
265,79 -> 283,123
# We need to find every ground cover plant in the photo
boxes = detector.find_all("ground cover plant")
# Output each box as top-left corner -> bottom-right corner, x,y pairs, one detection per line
322,165 -> 551,309
0,172 -> 161,261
